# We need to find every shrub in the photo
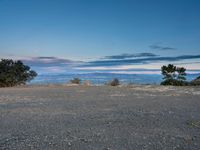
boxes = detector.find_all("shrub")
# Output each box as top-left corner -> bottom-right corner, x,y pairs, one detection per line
190,76 -> 200,86
108,78 -> 120,86
70,78 -> 81,84
161,79 -> 188,86
196,76 -> 200,80
0,59 -> 37,87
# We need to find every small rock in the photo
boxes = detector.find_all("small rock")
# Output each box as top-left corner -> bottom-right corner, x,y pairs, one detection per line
68,142 -> 72,146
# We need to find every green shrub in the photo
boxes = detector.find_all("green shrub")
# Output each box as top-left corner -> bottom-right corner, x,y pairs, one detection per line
70,78 -> 81,84
196,76 -> 200,80
161,79 -> 188,86
0,59 -> 37,87
108,78 -> 120,86
189,76 -> 200,86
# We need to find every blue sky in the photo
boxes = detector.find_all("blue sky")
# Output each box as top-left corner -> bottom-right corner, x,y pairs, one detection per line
0,0 -> 200,74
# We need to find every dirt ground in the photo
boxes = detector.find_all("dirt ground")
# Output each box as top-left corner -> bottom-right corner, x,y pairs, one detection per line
0,85 -> 200,150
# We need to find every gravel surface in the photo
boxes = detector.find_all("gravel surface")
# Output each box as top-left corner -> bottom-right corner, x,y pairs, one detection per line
0,85 -> 200,150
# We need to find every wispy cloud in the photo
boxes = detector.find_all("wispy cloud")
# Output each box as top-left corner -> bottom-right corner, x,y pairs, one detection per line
1,53 -> 200,74
17,56 -> 83,74
150,44 -> 176,51
22,56 -> 82,67
102,53 -> 158,60
82,54 -> 200,67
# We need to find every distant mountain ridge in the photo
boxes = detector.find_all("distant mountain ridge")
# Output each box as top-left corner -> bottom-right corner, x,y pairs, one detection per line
30,72 -> 200,85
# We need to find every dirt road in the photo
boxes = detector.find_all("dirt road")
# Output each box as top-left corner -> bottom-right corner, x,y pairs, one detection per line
0,85 -> 200,149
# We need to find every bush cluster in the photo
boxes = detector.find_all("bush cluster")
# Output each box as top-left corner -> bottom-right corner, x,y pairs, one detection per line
108,78 -> 120,86
189,76 -> 200,86
161,79 -> 188,86
70,78 -> 81,84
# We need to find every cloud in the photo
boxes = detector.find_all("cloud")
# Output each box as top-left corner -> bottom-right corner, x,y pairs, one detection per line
102,53 -> 158,60
2,53 -> 200,74
22,56 -> 82,67
10,56 -> 84,74
82,54 -> 200,67
150,44 -> 176,51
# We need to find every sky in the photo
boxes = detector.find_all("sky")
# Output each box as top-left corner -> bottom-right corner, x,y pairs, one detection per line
0,0 -> 200,74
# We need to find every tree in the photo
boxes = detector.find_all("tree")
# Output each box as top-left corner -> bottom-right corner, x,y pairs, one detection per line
161,64 -> 187,86
176,67 -> 186,81
0,59 -> 37,87
161,64 -> 176,81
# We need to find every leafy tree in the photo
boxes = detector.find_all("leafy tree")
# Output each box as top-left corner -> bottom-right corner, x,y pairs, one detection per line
0,59 -> 37,87
161,64 -> 177,81
176,67 -> 186,81
161,64 -> 187,86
